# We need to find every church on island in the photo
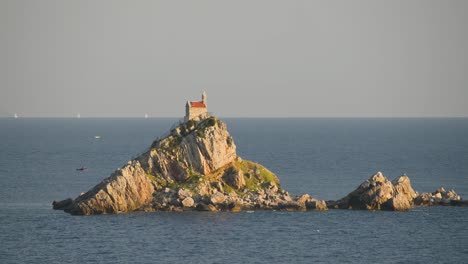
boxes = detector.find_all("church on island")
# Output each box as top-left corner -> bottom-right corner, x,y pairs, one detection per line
185,92 -> 208,122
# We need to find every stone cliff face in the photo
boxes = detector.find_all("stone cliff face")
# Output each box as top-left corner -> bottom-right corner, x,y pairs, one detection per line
64,163 -> 155,215
137,117 -> 237,183
53,116 -> 464,215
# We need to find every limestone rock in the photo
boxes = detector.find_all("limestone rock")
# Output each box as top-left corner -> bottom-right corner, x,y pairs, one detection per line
382,175 -> 418,211
137,118 -> 237,183
305,200 -> 328,211
210,192 -> 226,205
334,172 -> 418,211
333,172 -> 390,210
441,189 -> 461,201
296,194 -> 311,204
413,192 -> 434,206
195,182 -> 210,197
295,194 -> 318,209
281,193 -> 293,202
222,168 -> 246,189
414,187 -> 462,206
383,193 -> 412,211
58,162 -> 155,215
392,176 -> 418,201
177,188 -> 191,199
181,197 -> 195,208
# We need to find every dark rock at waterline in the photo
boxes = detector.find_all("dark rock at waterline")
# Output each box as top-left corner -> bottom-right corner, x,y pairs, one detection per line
195,203 -> 218,212
52,198 -> 73,210
450,200 -> 468,206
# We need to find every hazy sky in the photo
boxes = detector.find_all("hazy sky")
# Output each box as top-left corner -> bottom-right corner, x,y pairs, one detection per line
1,0 -> 467,117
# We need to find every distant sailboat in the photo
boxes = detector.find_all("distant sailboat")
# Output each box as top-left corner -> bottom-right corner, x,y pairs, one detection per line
77,113 -> 81,119
145,113 -> 149,119
14,113 -> 18,119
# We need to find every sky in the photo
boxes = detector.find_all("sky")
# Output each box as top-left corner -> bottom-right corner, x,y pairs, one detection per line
1,0 -> 467,117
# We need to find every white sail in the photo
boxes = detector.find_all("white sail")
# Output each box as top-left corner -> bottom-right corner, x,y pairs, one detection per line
14,113 -> 18,119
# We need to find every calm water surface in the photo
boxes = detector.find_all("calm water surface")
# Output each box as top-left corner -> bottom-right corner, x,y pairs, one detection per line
0,118 -> 467,263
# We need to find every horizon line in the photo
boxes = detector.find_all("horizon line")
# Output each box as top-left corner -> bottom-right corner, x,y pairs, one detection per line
1,116 -> 468,119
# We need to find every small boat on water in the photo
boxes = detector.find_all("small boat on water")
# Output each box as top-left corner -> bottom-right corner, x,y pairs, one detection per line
14,113 -> 18,119
145,113 -> 149,119
76,167 -> 87,171
95,136 -> 101,139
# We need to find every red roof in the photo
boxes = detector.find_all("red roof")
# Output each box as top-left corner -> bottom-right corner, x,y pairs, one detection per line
190,101 -> 206,108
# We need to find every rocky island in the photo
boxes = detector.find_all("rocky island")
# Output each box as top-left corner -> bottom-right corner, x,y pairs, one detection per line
53,115 -> 467,215
53,93 -> 466,215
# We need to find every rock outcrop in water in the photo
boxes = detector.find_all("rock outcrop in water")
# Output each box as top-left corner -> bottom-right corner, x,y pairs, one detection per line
414,187 -> 462,206
53,116 -> 328,215
54,163 -> 155,215
327,172 -> 418,211
53,116 -> 465,215
327,172 -> 463,211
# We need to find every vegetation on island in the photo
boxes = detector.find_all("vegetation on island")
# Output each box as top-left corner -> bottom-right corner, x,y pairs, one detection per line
145,158 -> 280,195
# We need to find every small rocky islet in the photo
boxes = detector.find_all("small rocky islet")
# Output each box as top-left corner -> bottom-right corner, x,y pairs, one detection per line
53,116 -> 467,215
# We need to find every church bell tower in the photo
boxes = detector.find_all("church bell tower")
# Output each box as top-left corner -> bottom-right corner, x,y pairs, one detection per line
202,91 -> 207,105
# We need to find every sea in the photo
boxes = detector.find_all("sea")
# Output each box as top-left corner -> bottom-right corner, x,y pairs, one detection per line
0,118 -> 467,264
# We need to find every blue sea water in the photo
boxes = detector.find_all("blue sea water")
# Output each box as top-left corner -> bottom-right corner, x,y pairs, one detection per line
0,118 -> 467,263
